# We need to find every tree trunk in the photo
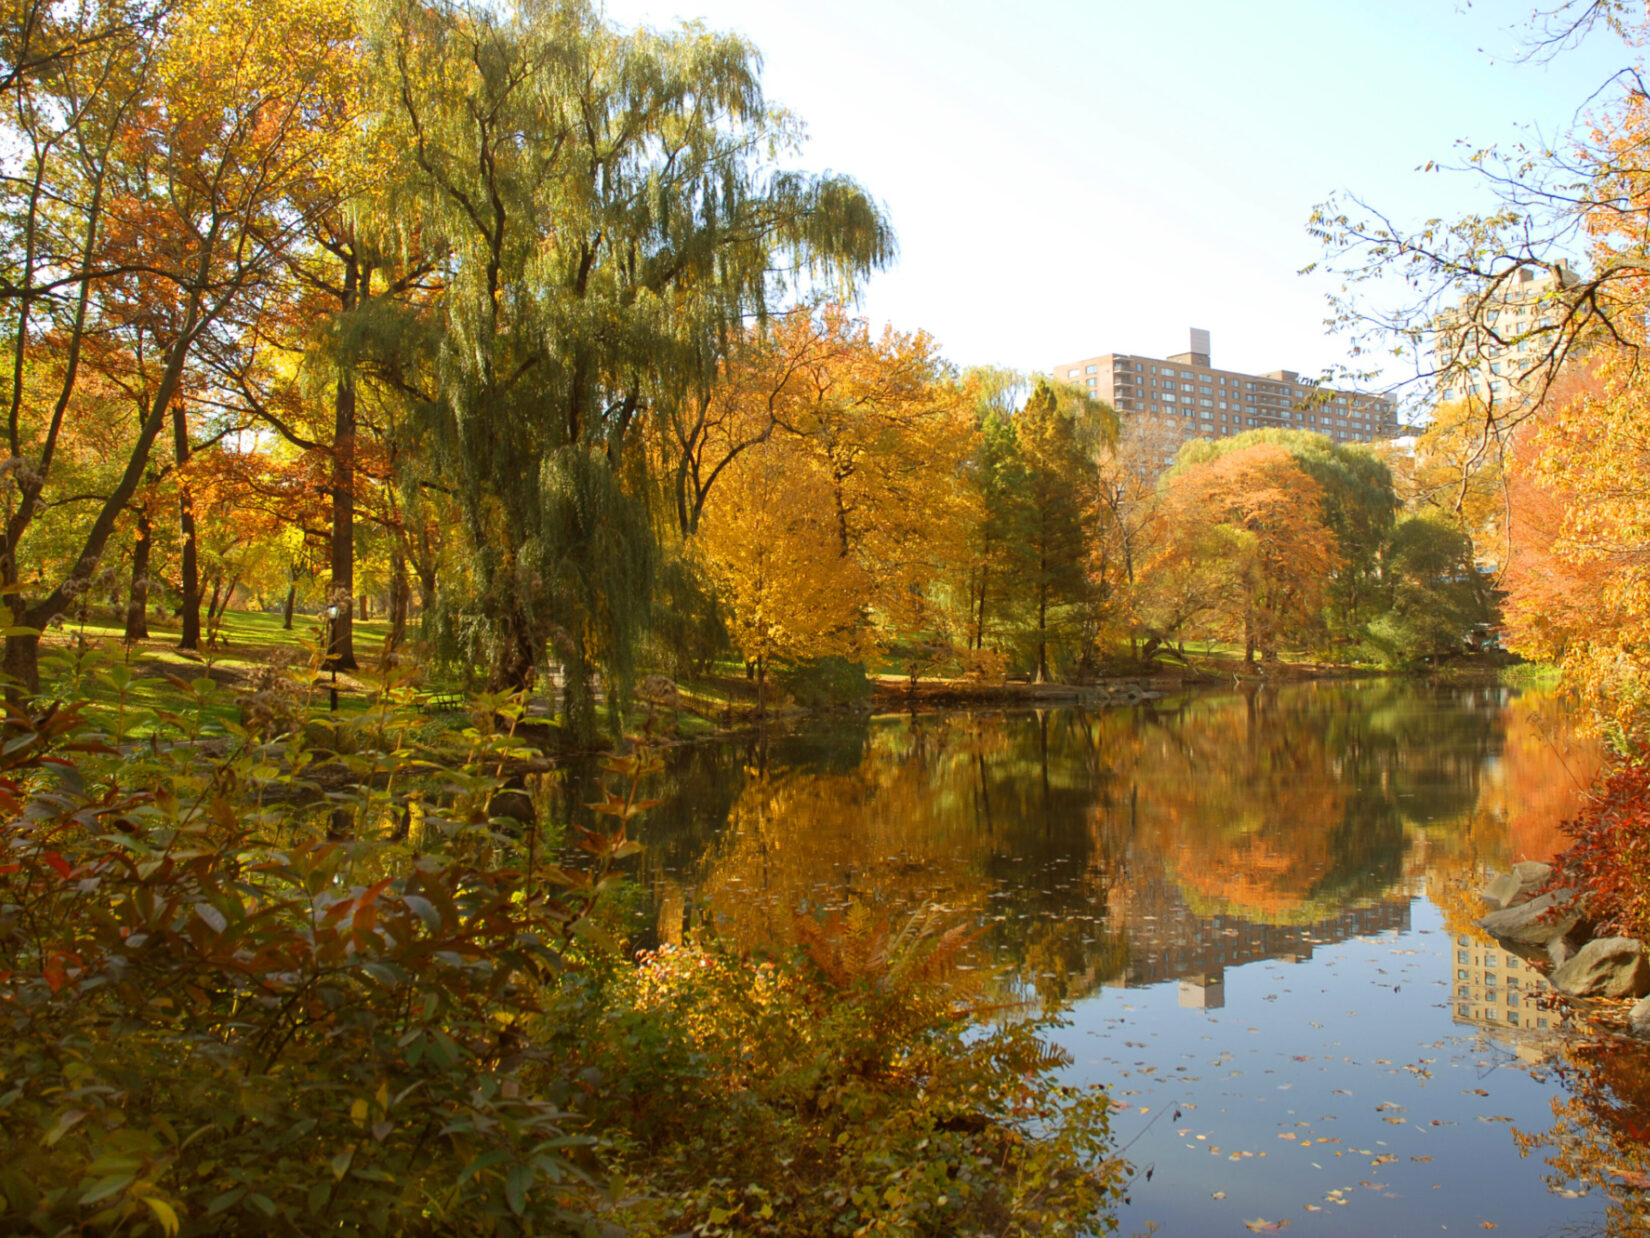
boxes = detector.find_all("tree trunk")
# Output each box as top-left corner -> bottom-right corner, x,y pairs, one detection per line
491,597 -> 537,692
282,581 -> 296,629
416,563 -> 436,615
171,399 -> 201,652
208,572 -> 238,637
1035,584 -> 1049,684
358,592 -> 369,621
124,511 -> 151,640
327,257 -> 363,671
387,547 -> 409,651
975,565 -> 988,651
204,573 -> 221,633
3,630 -> 40,700
176,482 -> 200,650
328,372 -> 358,670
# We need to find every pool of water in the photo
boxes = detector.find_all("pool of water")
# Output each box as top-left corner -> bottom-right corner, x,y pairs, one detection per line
553,678 -> 1650,1234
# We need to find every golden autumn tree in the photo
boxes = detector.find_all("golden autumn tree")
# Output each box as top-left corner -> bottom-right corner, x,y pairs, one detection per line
694,434 -> 870,707
1151,443 -> 1341,662
1506,353 -> 1650,731
0,0 -> 356,689
689,307 -> 974,695
1499,415 -> 1612,664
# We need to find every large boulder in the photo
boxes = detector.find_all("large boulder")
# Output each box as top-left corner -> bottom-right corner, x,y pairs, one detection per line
1630,995 -> 1650,1040
1548,935 -> 1579,968
1481,861 -> 1554,910
1550,937 -> 1650,999
1478,889 -> 1587,946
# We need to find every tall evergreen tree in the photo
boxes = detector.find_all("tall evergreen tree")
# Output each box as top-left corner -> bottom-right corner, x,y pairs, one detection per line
1013,380 -> 1102,682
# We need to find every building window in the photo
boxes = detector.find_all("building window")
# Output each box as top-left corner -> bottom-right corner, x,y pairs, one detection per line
1086,365 -> 1098,374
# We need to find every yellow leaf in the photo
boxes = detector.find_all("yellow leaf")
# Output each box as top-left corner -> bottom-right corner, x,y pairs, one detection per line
140,1195 -> 180,1237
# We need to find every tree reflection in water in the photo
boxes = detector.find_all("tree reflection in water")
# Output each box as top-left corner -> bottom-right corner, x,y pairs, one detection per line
1515,1035 -> 1650,1234
542,680 -> 1599,1012
536,678 -> 1650,1226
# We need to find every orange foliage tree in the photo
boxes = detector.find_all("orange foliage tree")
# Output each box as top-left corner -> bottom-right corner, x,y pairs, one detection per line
1146,444 -> 1341,663
0,0 -> 355,688
689,308 -> 973,693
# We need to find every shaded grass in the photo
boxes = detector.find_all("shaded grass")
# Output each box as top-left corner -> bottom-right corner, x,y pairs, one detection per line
39,609 -> 400,738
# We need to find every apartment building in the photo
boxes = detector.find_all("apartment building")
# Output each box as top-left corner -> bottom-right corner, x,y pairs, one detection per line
1054,328 -> 1401,448
1434,263 -> 1578,410
1451,932 -> 1559,1040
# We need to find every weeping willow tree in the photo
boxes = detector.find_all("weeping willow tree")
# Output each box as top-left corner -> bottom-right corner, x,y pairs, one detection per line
362,0 -> 892,738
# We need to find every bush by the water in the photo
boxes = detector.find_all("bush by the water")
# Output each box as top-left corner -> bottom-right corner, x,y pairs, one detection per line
1552,756 -> 1650,944
0,671 -> 1125,1235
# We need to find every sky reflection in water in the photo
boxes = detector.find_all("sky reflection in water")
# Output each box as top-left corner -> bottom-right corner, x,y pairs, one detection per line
567,679 -> 1648,1234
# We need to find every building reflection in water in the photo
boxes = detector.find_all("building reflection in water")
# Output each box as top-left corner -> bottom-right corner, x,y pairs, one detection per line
1178,971 -> 1224,1009
1451,931 -> 1561,1040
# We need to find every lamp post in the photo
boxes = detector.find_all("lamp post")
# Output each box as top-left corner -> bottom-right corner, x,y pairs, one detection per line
323,603 -> 340,711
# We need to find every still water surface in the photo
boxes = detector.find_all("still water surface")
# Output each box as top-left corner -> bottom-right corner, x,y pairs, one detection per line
558,680 -> 1650,1235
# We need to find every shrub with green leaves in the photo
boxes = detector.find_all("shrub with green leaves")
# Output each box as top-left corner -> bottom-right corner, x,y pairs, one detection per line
584,907 -> 1128,1237
0,667 -> 1125,1235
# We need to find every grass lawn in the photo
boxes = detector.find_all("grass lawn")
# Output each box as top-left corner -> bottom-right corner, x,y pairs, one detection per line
37,608 -> 723,747
38,608 -> 403,736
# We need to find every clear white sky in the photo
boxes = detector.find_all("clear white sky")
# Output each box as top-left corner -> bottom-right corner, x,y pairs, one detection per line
602,0 -> 1631,388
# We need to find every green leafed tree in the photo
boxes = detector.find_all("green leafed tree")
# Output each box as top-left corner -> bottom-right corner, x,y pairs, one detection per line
364,0 -> 891,738
1369,511 -> 1496,663
1173,427 -> 1398,650
1010,378 -> 1112,682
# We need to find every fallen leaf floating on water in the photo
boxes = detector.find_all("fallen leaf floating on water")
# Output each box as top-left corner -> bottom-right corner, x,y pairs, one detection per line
1212,1191 -> 1226,1200
1244,1220 -> 1290,1232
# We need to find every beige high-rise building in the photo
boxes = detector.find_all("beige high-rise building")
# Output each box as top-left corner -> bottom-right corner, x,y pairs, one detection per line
1434,263 -> 1579,410
1053,328 -> 1401,453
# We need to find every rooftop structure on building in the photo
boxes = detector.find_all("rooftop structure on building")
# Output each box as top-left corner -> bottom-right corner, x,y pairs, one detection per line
1053,328 -> 1400,450
1435,262 -> 1580,411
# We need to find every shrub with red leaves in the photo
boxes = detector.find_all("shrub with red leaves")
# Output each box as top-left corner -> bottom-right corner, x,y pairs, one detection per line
1552,759 -> 1650,941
